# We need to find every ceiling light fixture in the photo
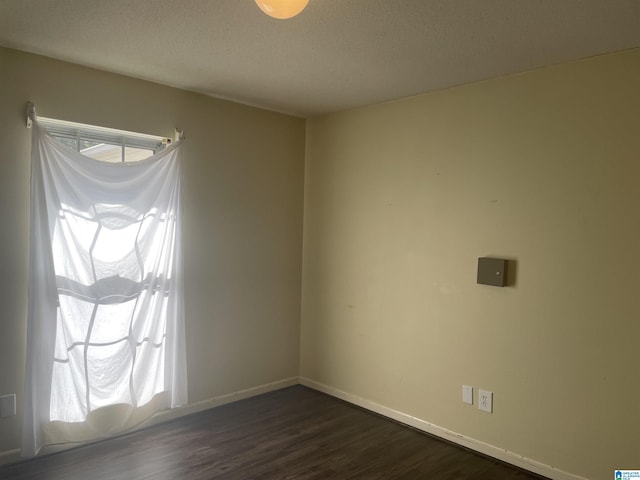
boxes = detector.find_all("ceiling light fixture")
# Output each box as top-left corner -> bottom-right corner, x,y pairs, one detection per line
255,0 -> 309,19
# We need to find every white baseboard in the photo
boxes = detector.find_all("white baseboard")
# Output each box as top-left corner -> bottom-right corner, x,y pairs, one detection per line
299,377 -> 589,480
0,376 -> 299,467
149,376 -> 299,424
1,376 -> 590,480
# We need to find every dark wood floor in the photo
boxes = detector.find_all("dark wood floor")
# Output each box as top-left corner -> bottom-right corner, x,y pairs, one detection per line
0,385 -> 548,479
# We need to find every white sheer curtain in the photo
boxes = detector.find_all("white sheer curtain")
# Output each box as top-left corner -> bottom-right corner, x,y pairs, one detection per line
22,119 -> 187,457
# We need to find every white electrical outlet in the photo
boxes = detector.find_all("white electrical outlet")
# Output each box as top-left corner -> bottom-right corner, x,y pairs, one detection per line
0,394 -> 16,417
462,385 -> 473,405
478,389 -> 493,413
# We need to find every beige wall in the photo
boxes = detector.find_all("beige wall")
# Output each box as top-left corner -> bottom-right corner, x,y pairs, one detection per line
2,44 -> 638,479
301,49 -> 640,480
0,47 -> 305,454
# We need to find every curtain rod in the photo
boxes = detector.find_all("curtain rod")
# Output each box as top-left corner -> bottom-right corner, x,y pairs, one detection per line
26,102 -> 185,142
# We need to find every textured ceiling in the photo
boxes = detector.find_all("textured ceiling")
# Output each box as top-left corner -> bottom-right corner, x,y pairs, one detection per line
1,0 -> 639,117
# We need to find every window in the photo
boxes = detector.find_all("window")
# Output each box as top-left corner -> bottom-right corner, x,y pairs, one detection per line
43,121 -> 178,423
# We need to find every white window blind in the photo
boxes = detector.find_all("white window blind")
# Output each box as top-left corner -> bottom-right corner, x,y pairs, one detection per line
37,116 -> 170,151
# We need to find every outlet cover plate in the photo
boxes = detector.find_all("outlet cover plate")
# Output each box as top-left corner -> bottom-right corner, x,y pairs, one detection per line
462,385 -> 473,405
478,389 -> 493,413
0,394 -> 16,417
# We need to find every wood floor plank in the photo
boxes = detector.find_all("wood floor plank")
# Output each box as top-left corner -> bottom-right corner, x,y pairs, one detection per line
0,386 -> 549,479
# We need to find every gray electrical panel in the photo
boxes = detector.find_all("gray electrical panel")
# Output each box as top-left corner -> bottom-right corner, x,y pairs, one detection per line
477,257 -> 508,287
